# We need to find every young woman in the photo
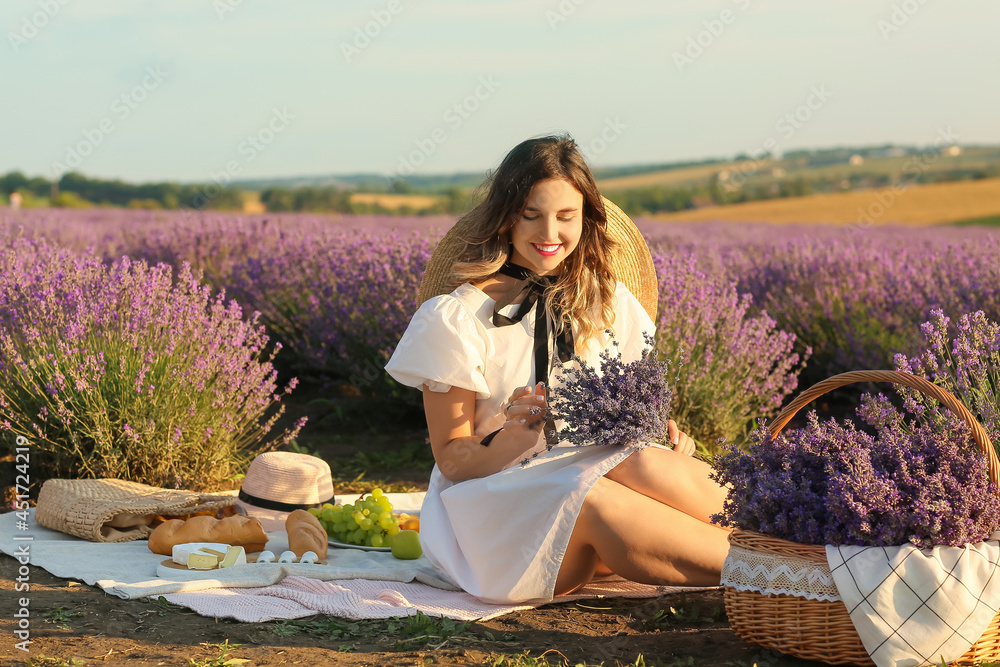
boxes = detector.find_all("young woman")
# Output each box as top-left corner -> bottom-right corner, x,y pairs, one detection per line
385,134 -> 730,604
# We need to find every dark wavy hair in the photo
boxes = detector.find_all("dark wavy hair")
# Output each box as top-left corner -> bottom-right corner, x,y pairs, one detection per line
450,134 -> 617,346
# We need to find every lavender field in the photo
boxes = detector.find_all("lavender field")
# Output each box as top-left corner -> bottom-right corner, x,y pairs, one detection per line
3,207 -> 1000,484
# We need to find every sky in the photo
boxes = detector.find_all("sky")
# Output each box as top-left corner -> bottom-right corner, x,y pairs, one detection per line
2,0 -> 998,184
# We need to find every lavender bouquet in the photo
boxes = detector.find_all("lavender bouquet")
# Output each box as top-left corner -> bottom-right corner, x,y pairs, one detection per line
711,397 -> 1000,548
547,332 -> 673,450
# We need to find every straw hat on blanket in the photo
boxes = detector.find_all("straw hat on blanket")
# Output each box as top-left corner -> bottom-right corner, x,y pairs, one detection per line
235,452 -> 335,532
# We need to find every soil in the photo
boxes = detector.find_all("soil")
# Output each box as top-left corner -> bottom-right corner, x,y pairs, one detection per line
1,563 -> 826,667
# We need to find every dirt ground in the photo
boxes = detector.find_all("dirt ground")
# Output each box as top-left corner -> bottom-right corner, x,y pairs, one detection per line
0,561 -> 830,667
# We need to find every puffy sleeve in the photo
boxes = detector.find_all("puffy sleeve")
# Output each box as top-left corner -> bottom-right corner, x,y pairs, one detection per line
384,294 -> 491,398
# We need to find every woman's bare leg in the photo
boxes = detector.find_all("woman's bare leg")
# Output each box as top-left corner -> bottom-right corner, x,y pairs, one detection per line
603,446 -> 728,524
555,476 -> 730,595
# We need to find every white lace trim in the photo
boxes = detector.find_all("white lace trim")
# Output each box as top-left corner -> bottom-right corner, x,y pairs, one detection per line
721,544 -> 842,602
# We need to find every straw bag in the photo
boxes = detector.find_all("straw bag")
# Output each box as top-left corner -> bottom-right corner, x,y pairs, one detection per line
723,370 -> 1000,666
35,478 -> 237,543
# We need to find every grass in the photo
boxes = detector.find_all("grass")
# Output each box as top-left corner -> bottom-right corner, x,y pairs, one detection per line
26,658 -> 86,667
188,640 -> 249,667
282,391 -> 435,493
287,437 -> 433,494
488,653 -> 688,667
641,602 -> 727,630
264,611 -> 474,650
648,177 -> 1000,225
392,611 -> 473,649
954,214 -> 1000,227
41,606 -> 81,631
336,440 -> 436,479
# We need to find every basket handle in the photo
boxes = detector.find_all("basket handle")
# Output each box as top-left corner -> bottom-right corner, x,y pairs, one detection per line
768,370 -> 1000,488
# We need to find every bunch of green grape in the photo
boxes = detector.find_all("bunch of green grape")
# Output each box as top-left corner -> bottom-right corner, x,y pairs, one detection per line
309,488 -> 401,548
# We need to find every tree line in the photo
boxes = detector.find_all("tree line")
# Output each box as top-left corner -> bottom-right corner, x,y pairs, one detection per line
3,163 -> 996,216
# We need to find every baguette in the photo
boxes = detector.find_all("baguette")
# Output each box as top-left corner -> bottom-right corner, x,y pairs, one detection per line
286,509 -> 328,560
147,515 -> 268,556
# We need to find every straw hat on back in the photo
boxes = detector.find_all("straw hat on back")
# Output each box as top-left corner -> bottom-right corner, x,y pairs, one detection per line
417,196 -> 658,321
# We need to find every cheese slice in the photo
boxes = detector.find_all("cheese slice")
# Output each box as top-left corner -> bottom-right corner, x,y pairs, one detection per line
187,551 -> 220,570
171,542 -> 230,566
219,546 -> 246,568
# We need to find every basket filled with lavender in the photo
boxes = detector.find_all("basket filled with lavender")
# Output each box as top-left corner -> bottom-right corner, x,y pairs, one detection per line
713,369 -> 1000,667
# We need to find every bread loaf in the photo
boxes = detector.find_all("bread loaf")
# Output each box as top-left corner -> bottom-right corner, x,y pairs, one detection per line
147,515 -> 268,556
285,509 -> 328,560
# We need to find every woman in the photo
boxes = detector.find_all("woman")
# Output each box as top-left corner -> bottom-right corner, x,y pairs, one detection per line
385,134 -> 730,604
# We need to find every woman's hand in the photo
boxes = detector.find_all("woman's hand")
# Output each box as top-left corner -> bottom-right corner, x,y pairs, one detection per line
501,382 -> 548,431
668,420 -> 696,456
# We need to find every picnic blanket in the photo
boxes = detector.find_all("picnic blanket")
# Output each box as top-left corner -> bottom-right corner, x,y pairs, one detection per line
1,494 -> 707,622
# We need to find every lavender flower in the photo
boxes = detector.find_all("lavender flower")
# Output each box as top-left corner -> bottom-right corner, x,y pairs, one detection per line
548,332 -> 672,449
894,309 -> 1000,451
0,236 -> 304,491
651,252 -> 807,450
711,401 -> 1000,548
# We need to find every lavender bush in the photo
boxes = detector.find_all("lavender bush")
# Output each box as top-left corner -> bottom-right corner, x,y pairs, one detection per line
711,399 -> 1000,548
0,236 -> 305,490
109,215 -> 435,403
3,210 -> 441,403
894,309 -> 1000,450
549,332 -> 672,450
643,223 -> 1000,387
652,252 -> 807,451
225,230 -> 434,402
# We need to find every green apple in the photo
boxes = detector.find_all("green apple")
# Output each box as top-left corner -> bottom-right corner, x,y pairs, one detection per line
390,530 -> 422,560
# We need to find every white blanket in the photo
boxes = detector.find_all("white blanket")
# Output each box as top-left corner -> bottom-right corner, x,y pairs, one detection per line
2,496 -> 702,622
827,534 -> 1000,667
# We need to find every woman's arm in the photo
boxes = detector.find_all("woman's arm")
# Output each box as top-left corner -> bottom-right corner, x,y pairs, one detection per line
423,384 -> 544,482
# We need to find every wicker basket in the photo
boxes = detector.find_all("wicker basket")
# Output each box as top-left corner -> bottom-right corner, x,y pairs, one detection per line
723,370 -> 1000,666
35,478 -> 237,543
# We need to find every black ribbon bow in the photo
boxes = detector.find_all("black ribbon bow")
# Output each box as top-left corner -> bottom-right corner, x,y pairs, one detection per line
480,262 -> 572,447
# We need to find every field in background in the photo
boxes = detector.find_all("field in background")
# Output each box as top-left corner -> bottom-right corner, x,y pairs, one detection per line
597,163 -> 724,189
646,177 -> 1000,226
596,146 -> 1000,190
350,192 -> 441,210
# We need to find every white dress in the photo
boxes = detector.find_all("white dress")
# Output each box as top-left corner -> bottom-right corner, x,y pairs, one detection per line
384,281 -> 657,604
